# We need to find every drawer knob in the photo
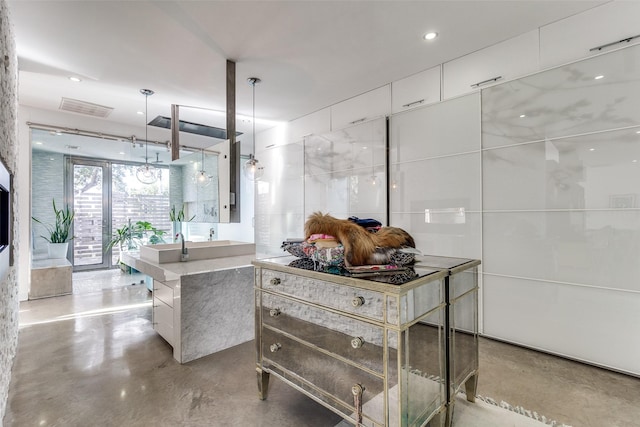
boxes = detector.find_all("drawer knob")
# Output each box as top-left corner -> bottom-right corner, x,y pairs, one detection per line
269,343 -> 282,353
269,277 -> 281,286
351,383 -> 365,396
269,308 -> 281,317
351,296 -> 365,307
351,336 -> 365,349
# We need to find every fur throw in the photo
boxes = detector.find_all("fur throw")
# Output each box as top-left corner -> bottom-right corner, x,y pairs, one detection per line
304,212 -> 415,266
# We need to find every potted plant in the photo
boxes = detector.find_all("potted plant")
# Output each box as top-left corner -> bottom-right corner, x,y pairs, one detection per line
169,205 -> 195,242
135,220 -> 167,245
32,199 -> 75,259
107,219 -> 167,271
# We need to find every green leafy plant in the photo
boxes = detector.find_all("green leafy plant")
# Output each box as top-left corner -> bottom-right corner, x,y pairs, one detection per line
32,199 -> 75,243
169,205 -> 195,222
135,221 -> 167,245
106,219 -> 166,254
106,220 -> 138,253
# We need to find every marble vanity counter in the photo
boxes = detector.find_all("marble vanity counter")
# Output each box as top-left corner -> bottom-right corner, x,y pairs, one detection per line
120,251 -> 256,364
121,251 -> 255,283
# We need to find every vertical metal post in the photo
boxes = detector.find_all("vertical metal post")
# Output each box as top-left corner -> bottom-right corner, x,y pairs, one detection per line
444,275 -> 453,426
227,59 -> 240,222
170,104 -> 180,161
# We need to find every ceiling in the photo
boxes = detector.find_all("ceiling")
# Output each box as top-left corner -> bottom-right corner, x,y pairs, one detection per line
9,0 -> 606,162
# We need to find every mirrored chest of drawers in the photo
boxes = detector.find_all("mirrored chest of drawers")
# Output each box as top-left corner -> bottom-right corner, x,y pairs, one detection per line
253,255 -> 480,427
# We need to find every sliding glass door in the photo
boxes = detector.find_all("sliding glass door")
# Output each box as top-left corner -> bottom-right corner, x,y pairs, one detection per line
65,155 -> 171,271
67,157 -> 111,271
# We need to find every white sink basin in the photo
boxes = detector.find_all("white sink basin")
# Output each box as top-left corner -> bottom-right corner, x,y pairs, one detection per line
139,240 -> 255,264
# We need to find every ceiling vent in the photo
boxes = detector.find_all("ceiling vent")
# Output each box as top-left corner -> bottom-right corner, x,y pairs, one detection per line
59,97 -> 114,118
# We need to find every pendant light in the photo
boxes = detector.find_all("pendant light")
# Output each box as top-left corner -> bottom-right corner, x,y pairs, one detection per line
136,88 -> 158,184
193,148 -> 212,187
243,77 -> 264,181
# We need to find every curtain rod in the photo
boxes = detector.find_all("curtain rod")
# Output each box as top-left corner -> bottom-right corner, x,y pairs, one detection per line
25,121 -> 221,154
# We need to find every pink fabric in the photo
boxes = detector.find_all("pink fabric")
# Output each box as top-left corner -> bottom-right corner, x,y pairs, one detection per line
307,233 -> 336,241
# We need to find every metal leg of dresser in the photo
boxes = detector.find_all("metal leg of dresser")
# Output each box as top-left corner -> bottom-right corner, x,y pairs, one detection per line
427,407 -> 446,427
444,402 -> 455,427
256,367 -> 270,400
464,373 -> 478,403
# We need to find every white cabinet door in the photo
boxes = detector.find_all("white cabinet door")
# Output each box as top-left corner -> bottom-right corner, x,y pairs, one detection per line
287,108 -> 331,143
540,1 -> 640,70
153,296 -> 174,346
443,30 -> 539,99
330,85 -> 391,131
255,123 -> 284,153
391,65 -> 441,114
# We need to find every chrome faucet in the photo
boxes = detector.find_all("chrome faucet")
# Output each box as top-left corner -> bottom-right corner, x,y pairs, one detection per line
209,228 -> 215,241
176,233 -> 189,262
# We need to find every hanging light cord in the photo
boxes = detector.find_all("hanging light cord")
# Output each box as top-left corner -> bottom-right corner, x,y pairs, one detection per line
145,92 -> 149,164
252,79 -> 256,159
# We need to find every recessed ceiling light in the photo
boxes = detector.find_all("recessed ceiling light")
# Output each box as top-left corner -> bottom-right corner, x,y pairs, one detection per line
34,141 -> 43,145
589,148 -> 595,151
119,152 -> 126,155
69,76 -> 81,82
423,32 -> 438,41
137,111 -> 144,115
594,75 -> 604,80
519,114 -> 526,118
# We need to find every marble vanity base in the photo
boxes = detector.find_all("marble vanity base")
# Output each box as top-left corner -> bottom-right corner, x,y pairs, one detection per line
121,252 -> 256,364
179,266 -> 255,363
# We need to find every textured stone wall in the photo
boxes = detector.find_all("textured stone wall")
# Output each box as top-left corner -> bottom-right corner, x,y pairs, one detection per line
0,0 -> 19,420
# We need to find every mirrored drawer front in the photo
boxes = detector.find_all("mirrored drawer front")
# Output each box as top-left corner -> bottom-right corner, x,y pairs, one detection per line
262,293 -> 384,373
261,269 -> 385,321
153,297 -> 174,345
153,281 -> 173,308
262,327 -> 384,426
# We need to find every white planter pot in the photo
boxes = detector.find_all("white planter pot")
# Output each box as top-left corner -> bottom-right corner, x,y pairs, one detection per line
48,242 -> 69,259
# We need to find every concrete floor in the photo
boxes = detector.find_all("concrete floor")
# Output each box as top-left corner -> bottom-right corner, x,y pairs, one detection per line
4,270 -> 640,426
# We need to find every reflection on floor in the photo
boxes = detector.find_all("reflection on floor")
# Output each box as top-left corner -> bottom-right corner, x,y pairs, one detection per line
5,270 -> 640,426
72,268 -> 147,295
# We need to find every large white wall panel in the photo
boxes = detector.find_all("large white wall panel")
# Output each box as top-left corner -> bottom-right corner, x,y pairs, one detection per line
390,94 -> 480,163
390,153 -> 481,213
483,128 -> 640,211
391,212 -> 481,260
305,166 -> 386,220
254,142 -> 304,258
482,44 -> 640,149
484,275 -> 640,376
389,93 -> 481,259
304,118 -> 387,223
481,43 -> 640,375
483,211 -> 640,292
